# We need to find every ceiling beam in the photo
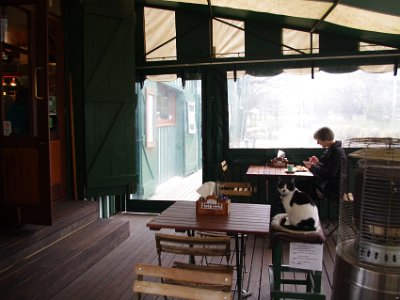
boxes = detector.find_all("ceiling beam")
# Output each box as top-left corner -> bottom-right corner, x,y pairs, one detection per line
137,51 -> 400,71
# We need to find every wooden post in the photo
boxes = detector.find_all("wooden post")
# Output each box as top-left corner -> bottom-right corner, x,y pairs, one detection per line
68,73 -> 78,200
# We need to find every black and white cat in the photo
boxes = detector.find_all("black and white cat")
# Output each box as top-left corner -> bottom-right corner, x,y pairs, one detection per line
277,178 -> 320,231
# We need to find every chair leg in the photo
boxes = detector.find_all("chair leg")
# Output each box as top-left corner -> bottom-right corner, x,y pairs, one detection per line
269,238 -> 325,300
314,271 -> 322,293
306,273 -> 312,292
272,240 -> 283,292
325,200 -> 339,237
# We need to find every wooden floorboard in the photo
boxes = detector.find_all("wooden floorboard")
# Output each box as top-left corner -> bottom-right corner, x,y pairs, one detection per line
48,213 -> 336,300
148,170 -> 202,201
52,214 -> 156,300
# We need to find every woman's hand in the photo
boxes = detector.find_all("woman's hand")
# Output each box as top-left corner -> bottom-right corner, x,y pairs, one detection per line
309,156 -> 319,164
303,156 -> 319,169
303,160 -> 313,169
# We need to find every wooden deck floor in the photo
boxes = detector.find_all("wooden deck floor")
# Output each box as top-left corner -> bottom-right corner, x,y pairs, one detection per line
52,212 -> 338,300
148,169 -> 202,201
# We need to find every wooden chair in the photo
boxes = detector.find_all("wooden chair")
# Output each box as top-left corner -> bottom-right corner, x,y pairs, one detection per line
325,192 -> 354,237
198,161 -> 255,269
219,160 -> 255,203
155,233 -> 231,266
133,263 -> 233,300
173,261 -> 234,274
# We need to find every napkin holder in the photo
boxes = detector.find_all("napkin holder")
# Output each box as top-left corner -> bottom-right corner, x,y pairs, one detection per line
269,157 -> 288,168
196,196 -> 231,216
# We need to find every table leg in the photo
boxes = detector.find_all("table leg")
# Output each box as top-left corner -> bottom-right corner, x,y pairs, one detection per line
235,234 -> 252,299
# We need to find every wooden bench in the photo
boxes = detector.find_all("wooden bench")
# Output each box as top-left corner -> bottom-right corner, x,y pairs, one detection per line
133,263 -> 233,300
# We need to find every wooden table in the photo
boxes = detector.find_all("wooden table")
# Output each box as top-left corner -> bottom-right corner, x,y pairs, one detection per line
246,165 -> 314,216
246,165 -> 313,177
147,201 -> 270,299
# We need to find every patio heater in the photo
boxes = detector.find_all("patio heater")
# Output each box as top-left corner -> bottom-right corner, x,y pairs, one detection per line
332,138 -> 400,300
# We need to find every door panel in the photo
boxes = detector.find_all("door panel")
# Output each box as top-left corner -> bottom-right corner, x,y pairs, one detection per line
2,148 -> 40,203
50,140 -> 62,199
48,17 -> 66,202
0,1 -> 52,225
84,0 -> 136,197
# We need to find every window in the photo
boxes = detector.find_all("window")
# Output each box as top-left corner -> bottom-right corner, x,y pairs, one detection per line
146,89 -> 155,148
282,28 -> 319,55
359,42 -> 396,52
156,83 -> 176,126
213,18 -> 245,58
144,7 -> 176,61
228,67 -> 400,148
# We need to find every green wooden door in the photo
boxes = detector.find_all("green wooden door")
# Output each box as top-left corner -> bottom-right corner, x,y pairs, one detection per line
83,0 -> 136,197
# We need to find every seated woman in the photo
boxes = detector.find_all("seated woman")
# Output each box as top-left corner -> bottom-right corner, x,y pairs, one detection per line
304,127 -> 347,203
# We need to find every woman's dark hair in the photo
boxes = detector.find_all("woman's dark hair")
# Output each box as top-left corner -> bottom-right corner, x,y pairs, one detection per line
313,127 -> 334,141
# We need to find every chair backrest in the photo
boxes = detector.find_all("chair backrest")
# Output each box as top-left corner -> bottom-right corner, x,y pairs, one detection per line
219,160 -> 255,199
173,261 -> 234,274
221,160 -> 229,181
133,263 -> 233,300
155,233 -> 231,266
219,182 -> 253,197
